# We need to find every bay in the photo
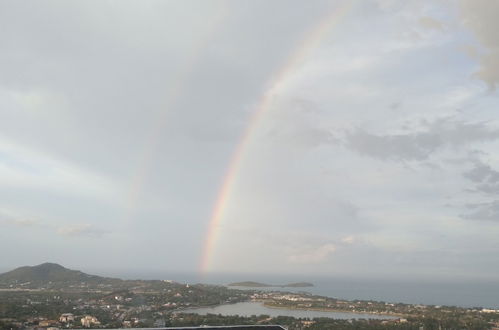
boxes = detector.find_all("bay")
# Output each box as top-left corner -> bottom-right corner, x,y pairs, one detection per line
101,270 -> 499,309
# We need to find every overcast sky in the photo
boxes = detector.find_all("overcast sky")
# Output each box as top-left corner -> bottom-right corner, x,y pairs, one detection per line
1,0 -> 499,280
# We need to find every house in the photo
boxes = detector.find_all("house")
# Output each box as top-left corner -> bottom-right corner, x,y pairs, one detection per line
59,313 -> 75,323
81,315 -> 100,327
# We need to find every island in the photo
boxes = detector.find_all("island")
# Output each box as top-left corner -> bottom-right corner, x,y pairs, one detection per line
227,281 -> 314,288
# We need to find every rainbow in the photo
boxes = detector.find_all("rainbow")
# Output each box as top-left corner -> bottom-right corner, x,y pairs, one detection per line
200,1 -> 356,273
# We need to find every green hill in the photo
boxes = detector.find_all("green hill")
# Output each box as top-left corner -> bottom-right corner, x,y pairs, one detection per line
0,262 -> 118,284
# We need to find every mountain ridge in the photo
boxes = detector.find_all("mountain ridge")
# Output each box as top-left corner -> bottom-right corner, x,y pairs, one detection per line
0,262 -> 120,284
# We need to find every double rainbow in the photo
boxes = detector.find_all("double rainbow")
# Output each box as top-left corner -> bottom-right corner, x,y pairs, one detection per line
200,1 -> 356,273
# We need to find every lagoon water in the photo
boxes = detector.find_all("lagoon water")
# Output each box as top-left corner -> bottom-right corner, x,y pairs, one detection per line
180,301 -> 398,320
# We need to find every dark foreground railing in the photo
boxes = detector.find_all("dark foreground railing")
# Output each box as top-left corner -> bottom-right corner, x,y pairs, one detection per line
104,326 -> 286,330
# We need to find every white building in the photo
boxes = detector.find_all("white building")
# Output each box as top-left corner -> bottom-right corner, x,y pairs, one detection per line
59,313 -> 75,323
81,315 -> 100,327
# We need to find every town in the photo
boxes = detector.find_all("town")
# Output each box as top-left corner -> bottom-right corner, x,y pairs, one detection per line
2,279 -> 499,329
0,277 -> 249,328
1,264 -> 499,329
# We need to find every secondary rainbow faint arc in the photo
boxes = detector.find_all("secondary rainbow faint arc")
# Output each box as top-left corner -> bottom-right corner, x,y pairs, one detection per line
124,4 -> 228,222
200,1 -> 356,273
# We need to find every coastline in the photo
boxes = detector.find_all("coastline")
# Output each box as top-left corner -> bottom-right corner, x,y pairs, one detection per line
260,301 -> 405,318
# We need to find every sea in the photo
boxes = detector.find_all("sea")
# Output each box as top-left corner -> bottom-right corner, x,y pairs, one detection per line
99,271 -> 499,309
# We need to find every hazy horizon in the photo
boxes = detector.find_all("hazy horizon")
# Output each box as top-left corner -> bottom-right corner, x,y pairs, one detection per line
3,262 -> 499,285
2,0 -> 499,283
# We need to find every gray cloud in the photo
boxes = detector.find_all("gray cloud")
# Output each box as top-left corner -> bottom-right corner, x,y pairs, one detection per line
0,209 -> 51,229
463,201 -> 499,221
344,118 -> 499,161
1,0 -> 499,278
389,101 -> 403,110
345,129 -> 437,161
463,161 -> 499,195
57,224 -> 107,238
419,16 -> 444,31
463,163 -> 499,183
264,98 -> 337,149
0,216 -> 43,228
287,243 -> 337,264
1,210 -> 107,237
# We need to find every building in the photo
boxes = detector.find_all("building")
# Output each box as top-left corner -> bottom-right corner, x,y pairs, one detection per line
81,315 -> 100,327
38,320 -> 59,327
59,313 -> 75,323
